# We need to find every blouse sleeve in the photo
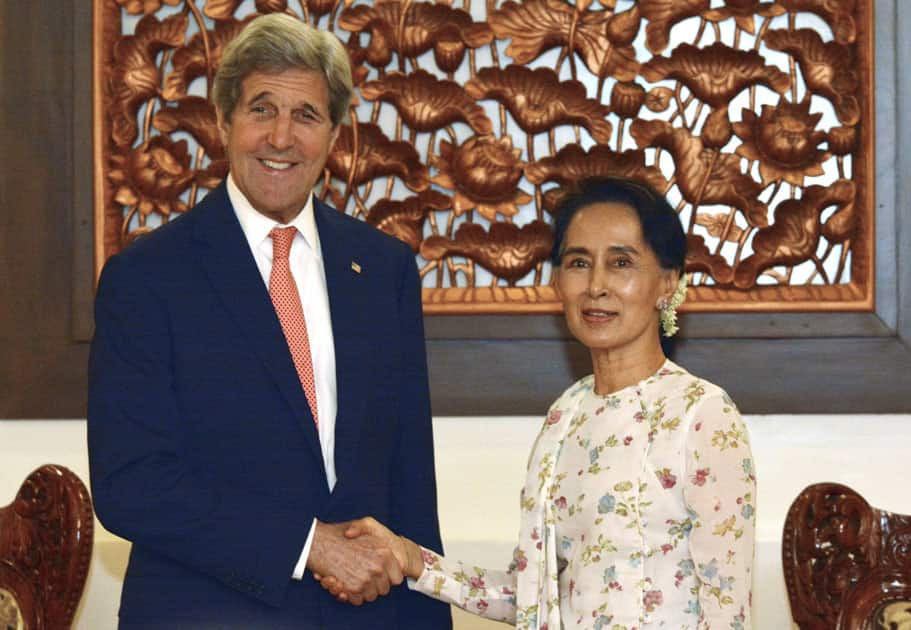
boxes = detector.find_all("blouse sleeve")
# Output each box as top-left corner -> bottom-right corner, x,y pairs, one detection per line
408,545 -> 519,623
682,389 -> 756,629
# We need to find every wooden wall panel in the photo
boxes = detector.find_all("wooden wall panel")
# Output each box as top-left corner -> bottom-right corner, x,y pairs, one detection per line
1,1 -> 910,418
0,2 -> 90,418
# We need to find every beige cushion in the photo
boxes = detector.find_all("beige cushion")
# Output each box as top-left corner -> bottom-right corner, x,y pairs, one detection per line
0,588 -> 22,630
879,601 -> 911,630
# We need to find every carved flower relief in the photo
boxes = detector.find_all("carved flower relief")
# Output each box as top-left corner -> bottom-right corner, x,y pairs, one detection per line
300,0 -> 347,19
733,99 -> 830,187
117,0 -> 181,15
432,37 -> 467,74
701,106 -> 733,149
359,71 -> 492,134
109,136 -> 195,217
420,221 -> 554,285
702,0 -> 786,33
338,1 -> 493,71
827,126 -> 857,156
644,86 -> 675,113
489,0 -> 641,80
365,190 -> 452,252
465,66 -> 611,142
764,28 -> 860,125
610,82 -> 647,119
526,144 -> 668,213
641,42 -> 790,109
433,136 -> 532,221
326,123 -> 430,191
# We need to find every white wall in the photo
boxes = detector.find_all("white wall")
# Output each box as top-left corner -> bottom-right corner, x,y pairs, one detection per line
2,415 -> 910,629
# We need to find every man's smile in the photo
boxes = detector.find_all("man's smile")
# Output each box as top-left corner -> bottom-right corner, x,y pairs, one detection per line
260,158 -> 296,171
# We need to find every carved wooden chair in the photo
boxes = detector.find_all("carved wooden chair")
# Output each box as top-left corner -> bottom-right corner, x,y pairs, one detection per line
783,482 -> 911,629
0,465 -> 94,629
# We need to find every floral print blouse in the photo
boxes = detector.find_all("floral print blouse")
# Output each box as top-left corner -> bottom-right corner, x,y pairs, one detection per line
412,360 -> 755,629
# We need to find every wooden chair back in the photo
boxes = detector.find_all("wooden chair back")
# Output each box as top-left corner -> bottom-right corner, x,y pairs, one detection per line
782,482 -> 911,629
0,465 -> 93,629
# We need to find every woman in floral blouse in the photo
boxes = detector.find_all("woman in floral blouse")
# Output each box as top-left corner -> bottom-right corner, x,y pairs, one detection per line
320,177 -> 756,629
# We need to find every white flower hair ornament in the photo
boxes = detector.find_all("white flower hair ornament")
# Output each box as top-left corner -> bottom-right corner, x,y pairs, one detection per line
657,274 -> 688,337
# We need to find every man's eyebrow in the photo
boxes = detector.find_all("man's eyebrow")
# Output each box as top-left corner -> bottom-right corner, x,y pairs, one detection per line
297,102 -> 322,116
245,90 -> 272,104
245,92 -> 324,116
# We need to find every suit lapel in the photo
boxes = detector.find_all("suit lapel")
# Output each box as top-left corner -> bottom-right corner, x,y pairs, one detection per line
191,184 -> 325,469
314,199 -> 368,494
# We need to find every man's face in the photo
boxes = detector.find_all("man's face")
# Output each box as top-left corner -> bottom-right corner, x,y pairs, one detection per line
217,67 -> 339,223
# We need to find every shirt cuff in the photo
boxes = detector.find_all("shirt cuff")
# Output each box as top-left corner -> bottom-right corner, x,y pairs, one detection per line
292,517 -> 317,580
409,545 -> 438,592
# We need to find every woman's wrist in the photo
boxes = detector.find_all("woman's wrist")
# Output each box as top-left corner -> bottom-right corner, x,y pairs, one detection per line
400,536 -> 424,579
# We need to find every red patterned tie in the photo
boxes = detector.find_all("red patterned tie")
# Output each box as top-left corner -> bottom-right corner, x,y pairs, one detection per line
269,227 -> 318,426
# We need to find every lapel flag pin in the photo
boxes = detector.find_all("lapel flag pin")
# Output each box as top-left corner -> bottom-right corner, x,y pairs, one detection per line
351,261 -> 362,274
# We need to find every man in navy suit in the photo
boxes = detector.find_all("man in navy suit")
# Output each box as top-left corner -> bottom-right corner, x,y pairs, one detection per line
88,13 -> 451,629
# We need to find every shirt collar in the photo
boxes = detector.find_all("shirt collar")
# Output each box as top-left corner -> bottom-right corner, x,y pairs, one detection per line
227,173 -> 322,259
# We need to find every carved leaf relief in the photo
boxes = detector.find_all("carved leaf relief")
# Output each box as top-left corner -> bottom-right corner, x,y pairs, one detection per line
490,0 -> 640,79
360,71 -> 492,134
366,190 -> 452,253
326,123 -> 429,192
642,43 -> 790,108
421,221 -> 554,285
465,66 -> 612,140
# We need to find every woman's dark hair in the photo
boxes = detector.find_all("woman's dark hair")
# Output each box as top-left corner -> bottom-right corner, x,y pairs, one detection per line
549,176 -> 687,273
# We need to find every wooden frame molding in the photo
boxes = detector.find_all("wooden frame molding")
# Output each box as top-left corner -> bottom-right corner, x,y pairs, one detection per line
93,0 -> 876,314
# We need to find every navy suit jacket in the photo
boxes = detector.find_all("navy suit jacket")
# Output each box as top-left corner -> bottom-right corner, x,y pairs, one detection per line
88,183 -> 452,629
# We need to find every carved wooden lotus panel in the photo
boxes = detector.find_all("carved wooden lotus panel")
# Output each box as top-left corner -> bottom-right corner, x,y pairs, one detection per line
94,0 -> 874,313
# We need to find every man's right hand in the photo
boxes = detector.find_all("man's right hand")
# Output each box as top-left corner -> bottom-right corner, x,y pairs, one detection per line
306,519 -> 405,605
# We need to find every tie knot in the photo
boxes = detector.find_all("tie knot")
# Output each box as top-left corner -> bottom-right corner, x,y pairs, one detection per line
270,226 -> 297,260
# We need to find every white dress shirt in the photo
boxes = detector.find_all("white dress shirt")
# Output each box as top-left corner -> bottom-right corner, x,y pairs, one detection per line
227,174 -> 336,579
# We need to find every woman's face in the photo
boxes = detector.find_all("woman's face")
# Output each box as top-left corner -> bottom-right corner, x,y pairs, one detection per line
555,201 -> 677,359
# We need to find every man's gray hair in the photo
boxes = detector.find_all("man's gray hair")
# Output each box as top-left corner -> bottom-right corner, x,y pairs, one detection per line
213,13 -> 353,126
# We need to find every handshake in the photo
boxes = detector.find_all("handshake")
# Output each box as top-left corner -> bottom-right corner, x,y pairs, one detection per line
306,517 -> 425,605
